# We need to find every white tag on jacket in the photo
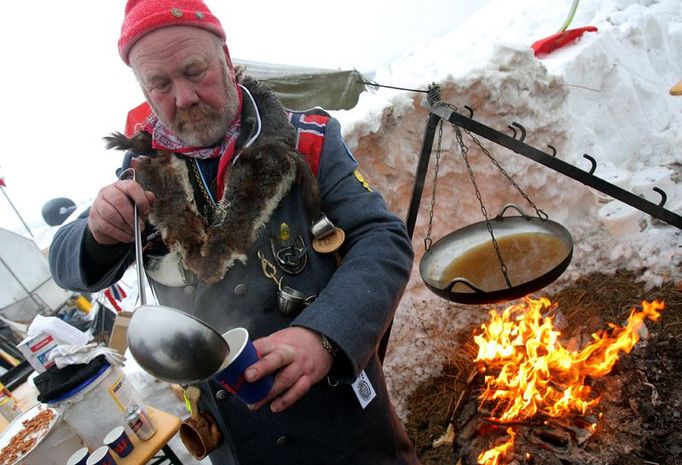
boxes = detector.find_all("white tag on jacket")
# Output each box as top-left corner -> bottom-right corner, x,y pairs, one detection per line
351,370 -> 376,409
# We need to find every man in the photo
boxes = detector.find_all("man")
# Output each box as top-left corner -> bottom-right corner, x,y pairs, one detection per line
49,0 -> 419,464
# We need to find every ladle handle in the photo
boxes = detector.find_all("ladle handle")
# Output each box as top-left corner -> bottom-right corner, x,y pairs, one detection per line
134,203 -> 147,306
119,167 -> 147,306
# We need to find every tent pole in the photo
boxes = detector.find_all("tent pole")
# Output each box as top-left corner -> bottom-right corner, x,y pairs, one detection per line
1,186 -> 34,238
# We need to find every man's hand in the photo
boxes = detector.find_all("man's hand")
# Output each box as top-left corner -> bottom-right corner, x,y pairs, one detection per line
87,180 -> 155,245
246,327 -> 333,413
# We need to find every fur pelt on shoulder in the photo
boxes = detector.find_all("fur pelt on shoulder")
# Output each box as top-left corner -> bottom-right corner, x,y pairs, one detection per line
104,77 -> 320,284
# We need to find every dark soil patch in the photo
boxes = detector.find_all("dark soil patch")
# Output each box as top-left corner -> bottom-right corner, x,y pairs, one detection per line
405,270 -> 682,465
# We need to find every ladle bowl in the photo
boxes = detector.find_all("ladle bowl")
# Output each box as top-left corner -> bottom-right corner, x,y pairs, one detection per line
127,304 -> 230,385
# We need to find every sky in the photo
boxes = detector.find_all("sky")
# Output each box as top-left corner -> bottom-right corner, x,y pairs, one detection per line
0,0 -> 486,241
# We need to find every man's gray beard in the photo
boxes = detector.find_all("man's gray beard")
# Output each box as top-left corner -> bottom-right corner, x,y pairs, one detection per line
152,66 -> 239,147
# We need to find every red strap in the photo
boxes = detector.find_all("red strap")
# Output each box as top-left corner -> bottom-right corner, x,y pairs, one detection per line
290,112 -> 330,176
296,131 -> 325,176
125,102 -> 153,137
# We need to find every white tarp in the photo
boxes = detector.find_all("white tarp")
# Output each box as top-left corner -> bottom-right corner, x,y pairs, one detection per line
0,227 -> 70,322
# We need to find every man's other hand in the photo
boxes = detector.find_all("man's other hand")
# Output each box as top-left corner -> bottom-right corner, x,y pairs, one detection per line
246,327 -> 334,413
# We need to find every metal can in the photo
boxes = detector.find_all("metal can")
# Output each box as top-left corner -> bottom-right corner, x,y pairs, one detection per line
125,404 -> 157,441
0,382 -> 19,421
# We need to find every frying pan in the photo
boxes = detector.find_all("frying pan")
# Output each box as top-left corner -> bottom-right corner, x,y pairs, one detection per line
419,204 -> 573,304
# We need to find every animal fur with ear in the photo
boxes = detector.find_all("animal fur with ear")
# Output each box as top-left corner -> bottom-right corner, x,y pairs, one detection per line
103,131 -> 321,284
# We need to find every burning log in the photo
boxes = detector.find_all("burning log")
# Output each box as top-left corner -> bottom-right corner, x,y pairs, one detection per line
451,297 -> 666,465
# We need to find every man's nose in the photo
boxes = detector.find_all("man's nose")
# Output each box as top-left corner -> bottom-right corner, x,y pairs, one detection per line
174,80 -> 200,108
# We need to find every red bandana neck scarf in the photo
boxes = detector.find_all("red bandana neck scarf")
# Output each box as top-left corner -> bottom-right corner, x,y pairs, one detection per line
142,98 -> 242,159
142,87 -> 243,199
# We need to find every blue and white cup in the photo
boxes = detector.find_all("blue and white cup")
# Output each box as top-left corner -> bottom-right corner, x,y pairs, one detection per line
66,447 -> 89,465
212,328 -> 274,404
103,426 -> 134,458
85,446 -> 116,465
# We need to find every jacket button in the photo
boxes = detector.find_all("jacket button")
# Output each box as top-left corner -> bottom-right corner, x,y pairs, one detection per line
275,436 -> 289,447
215,390 -> 229,400
234,284 -> 248,296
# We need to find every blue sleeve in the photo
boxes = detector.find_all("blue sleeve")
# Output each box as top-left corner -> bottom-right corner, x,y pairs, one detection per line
49,214 -> 132,293
293,117 -> 414,381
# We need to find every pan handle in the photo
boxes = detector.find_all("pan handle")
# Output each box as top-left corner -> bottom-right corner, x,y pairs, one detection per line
495,203 -> 529,219
447,278 -> 487,294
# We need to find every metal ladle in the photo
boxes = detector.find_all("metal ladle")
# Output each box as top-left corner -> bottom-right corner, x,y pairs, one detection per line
121,168 -> 229,384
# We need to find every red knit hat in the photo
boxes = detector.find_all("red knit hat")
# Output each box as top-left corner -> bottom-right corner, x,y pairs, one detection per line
119,0 -> 227,65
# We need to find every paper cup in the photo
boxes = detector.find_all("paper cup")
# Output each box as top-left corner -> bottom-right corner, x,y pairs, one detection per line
66,448 -> 90,465
85,446 -> 116,465
213,328 -> 274,404
103,426 -> 134,458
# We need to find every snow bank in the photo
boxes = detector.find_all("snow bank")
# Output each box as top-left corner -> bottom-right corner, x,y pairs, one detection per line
334,0 -> 682,416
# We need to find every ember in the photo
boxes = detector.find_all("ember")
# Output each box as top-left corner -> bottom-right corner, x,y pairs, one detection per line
473,297 -> 664,464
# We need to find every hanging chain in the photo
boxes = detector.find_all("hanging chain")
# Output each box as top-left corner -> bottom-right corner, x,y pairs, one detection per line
452,121 -> 512,288
424,119 -> 445,251
463,129 -> 548,221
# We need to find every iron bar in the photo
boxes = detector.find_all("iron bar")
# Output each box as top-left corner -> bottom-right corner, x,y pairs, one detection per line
379,113 -> 440,363
406,112 -> 441,238
426,102 -> 681,229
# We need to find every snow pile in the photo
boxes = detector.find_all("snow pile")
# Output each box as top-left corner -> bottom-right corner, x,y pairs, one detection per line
332,0 -> 682,415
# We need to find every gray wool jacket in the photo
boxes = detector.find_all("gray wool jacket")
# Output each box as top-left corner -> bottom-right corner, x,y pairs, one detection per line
49,78 -> 420,465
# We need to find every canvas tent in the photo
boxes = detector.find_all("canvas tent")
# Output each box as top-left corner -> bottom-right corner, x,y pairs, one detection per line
234,59 -> 369,111
125,58 -> 369,136
0,227 -> 70,323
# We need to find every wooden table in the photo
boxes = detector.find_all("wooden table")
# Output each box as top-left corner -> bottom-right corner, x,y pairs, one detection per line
1,394 -> 184,465
115,406 -> 183,465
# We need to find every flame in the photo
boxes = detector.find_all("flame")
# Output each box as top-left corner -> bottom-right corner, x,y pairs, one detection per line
477,427 -> 515,465
474,297 -> 663,422
474,297 -> 663,464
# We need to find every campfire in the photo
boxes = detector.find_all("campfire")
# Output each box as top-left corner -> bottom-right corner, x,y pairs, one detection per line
405,272 -> 682,465
471,297 -> 663,465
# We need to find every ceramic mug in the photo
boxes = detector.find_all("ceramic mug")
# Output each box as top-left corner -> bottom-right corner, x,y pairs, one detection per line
179,386 -> 223,460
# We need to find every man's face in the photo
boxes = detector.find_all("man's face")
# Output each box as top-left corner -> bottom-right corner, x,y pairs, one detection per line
129,27 -> 239,147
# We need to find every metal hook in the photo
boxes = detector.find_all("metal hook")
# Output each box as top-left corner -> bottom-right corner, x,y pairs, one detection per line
508,125 -> 517,139
511,122 -> 526,142
464,105 -> 474,118
653,187 -> 667,207
583,154 -> 597,174
547,145 -> 557,157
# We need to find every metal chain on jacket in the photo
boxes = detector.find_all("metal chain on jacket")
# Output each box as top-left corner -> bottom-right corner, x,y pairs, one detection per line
258,251 -> 283,288
188,159 -> 216,223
